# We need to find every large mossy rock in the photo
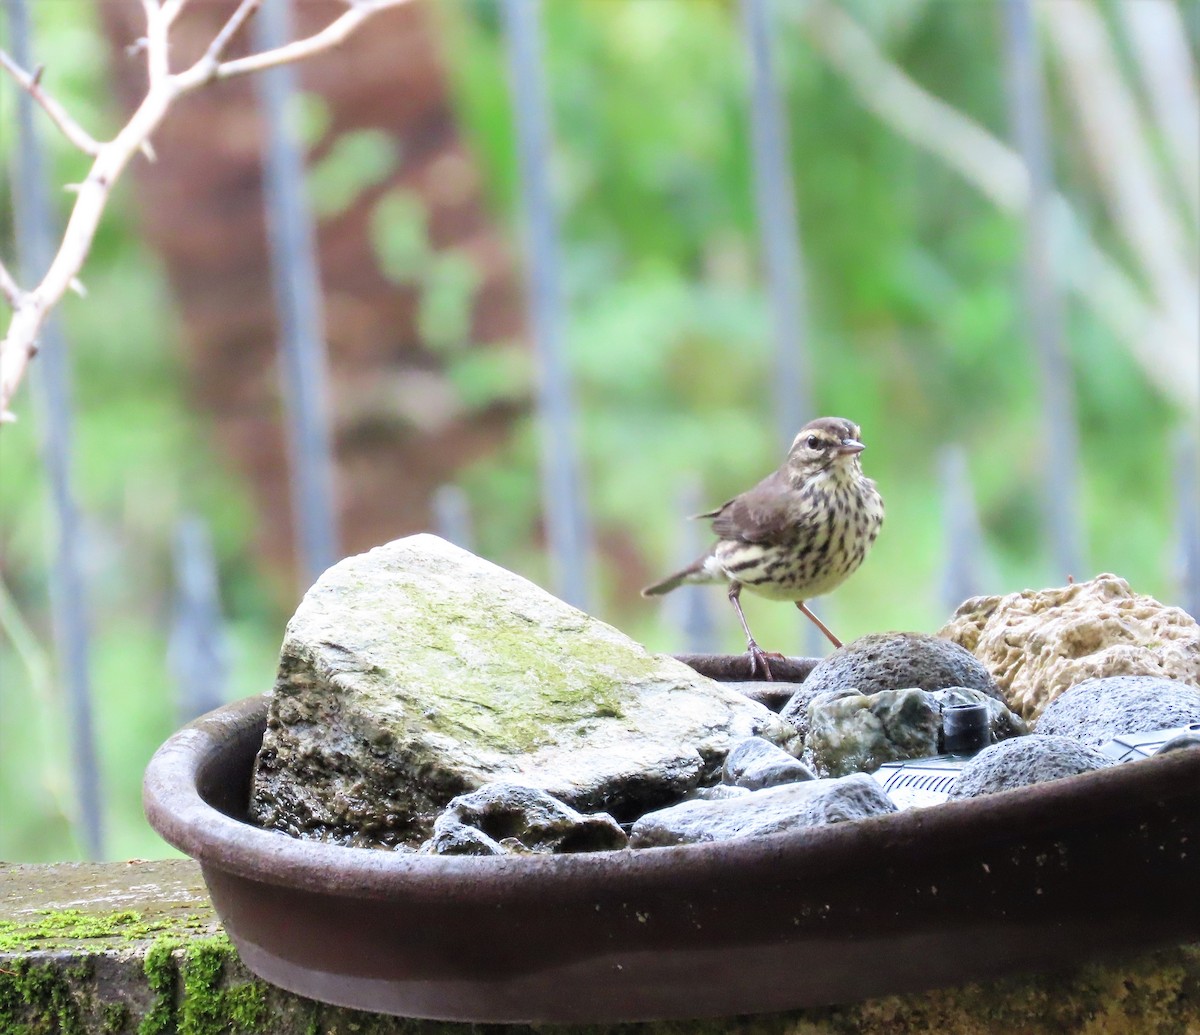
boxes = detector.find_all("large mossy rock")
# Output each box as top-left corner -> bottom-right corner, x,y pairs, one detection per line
250,535 -> 796,847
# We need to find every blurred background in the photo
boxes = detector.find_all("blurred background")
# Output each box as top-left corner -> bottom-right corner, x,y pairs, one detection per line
1,0 -> 1196,862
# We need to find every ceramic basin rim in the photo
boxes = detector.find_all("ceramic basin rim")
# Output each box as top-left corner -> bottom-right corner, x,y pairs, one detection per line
142,690 -> 1200,901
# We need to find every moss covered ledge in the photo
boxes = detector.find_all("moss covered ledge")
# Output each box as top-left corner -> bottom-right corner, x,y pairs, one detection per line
2,860 -> 1198,1035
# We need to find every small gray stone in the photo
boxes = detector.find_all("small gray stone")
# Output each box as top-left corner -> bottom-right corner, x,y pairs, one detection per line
803,688 -> 942,778
423,822 -> 506,857
780,686 -> 863,741
427,782 -> 627,855
683,784 -> 753,802
948,735 -> 1113,800
722,737 -> 816,790
629,773 -> 896,848
780,633 -> 1004,728
1034,675 -> 1200,748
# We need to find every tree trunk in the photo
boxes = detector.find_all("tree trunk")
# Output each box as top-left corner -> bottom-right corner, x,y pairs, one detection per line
94,0 -> 527,585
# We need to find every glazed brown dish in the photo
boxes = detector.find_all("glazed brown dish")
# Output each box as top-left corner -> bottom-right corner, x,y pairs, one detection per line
143,684 -> 1200,1023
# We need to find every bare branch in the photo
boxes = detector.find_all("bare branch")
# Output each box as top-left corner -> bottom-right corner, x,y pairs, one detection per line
1118,0 -> 1200,223
0,0 -> 412,422
200,0 -> 263,71
141,0 -> 171,85
161,0 -> 194,30
0,49 -> 102,156
186,0 -> 410,86
1041,0 -> 1199,354
797,0 -> 1199,414
0,260 -> 21,308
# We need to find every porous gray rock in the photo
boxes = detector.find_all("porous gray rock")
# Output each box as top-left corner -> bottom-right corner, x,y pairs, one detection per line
779,633 -> 1003,729
629,773 -> 896,847
939,574 -> 1200,719
424,782 -> 627,856
948,735 -> 1112,800
802,688 -> 941,778
250,535 -> 797,848
722,737 -> 815,790
1034,675 -> 1200,749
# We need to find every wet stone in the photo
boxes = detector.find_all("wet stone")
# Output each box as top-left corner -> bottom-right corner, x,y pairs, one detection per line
683,784 -> 752,802
424,782 -> 627,856
948,735 -> 1113,800
780,632 -> 1004,729
1034,675 -> 1200,749
803,688 -> 942,778
780,686 -> 862,742
629,773 -> 896,848
722,736 -> 816,790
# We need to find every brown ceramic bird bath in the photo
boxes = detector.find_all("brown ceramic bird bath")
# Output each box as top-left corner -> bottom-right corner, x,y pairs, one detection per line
143,677 -> 1200,1024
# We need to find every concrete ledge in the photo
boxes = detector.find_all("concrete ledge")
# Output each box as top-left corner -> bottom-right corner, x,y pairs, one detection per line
2,860 -> 1198,1033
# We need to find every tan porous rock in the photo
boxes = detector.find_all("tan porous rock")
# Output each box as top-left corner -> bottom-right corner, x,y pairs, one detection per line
938,574 -> 1200,720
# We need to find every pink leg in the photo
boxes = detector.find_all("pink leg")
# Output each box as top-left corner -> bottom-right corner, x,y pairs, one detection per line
728,583 -> 775,680
796,600 -> 842,649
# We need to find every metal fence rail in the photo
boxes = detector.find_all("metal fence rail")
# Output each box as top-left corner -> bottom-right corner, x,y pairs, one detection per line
1002,0 -> 1084,579
4,0 -> 104,859
500,0 -> 593,611
254,0 -> 340,594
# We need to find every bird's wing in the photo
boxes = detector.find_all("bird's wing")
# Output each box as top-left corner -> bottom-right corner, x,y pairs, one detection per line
701,469 -> 796,545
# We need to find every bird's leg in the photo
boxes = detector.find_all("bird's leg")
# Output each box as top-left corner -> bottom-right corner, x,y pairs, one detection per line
728,583 -> 774,680
796,601 -> 842,650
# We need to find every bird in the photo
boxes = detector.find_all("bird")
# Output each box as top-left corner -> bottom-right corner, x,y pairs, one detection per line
642,416 -> 884,679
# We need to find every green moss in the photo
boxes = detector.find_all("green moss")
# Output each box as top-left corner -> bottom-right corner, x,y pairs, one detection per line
101,1001 -> 130,1034
138,937 -> 181,1035
180,934 -> 267,1035
0,906 -> 212,957
0,958 -> 85,1035
137,933 -> 268,1035
368,574 -> 648,755
0,909 -> 184,954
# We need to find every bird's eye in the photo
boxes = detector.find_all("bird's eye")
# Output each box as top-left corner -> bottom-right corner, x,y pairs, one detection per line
805,435 -> 822,450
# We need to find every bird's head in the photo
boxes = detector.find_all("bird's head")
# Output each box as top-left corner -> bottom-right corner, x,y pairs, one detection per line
786,417 -> 866,479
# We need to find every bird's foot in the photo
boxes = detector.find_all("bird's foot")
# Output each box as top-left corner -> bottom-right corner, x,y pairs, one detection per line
745,641 -> 784,681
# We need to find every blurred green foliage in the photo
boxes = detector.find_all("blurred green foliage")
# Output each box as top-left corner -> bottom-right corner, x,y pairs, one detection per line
0,0 -> 1193,863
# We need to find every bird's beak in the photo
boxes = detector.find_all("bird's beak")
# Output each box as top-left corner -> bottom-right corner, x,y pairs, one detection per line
835,439 -> 865,456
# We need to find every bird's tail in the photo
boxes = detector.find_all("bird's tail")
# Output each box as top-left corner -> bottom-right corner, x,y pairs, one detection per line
641,559 -> 709,597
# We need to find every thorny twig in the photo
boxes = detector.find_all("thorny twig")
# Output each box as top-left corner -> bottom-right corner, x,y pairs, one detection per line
0,48 -> 101,156
0,0 -> 411,423
0,259 -> 22,308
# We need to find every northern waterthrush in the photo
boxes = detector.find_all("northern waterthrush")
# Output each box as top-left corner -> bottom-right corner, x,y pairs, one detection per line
643,417 -> 884,678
